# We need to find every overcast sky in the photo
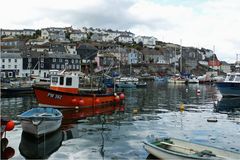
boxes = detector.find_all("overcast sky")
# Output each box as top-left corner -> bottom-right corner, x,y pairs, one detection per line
1,0 -> 240,63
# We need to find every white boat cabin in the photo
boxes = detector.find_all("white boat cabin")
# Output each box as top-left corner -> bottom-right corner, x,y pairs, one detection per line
224,72 -> 240,83
50,73 -> 83,94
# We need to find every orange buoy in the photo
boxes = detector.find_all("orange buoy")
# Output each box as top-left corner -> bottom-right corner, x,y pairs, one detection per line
5,120 -> 15,131
119,93 -> 125,100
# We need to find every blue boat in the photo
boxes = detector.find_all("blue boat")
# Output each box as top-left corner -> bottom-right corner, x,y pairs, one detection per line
18,108 -> 63,136
215,72 -> 240,97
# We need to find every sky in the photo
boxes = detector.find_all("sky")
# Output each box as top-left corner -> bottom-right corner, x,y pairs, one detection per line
1,0 -> 240,63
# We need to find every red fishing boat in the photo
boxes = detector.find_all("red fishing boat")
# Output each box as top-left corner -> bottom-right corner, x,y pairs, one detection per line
33,72 -> 125,109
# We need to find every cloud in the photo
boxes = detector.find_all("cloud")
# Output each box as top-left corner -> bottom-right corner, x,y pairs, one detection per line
1,0 -> 240,62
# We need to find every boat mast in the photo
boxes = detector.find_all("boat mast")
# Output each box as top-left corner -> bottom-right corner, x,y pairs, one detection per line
118,45 -> 121,75
174,47 -> 176,74
180,39 -> 182,73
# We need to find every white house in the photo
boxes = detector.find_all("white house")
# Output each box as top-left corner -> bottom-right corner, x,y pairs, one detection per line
70,30 -> 87,42
65,43 -> 77,55
134,36 -> 158,49
0,52 -> 23,78
41,28 -> 66,41
128,51 -> 138,64
1,29 -> 35,36
115,35 -> 133,44
220,61 -> 231,73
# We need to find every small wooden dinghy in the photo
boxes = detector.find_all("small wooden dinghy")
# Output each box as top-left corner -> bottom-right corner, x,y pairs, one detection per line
143,137 -> 240,160
18,108 -> 63,136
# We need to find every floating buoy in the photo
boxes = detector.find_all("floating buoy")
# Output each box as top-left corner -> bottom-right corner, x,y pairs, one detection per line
79,99 -> 85,106
180,103 -> 185,112
119,93 -> 125,100
114,96 -> 120,102
133,109 -> 138,113
5,120 -> 15,131
197,89 -> 201,93
207,117 -> 218,122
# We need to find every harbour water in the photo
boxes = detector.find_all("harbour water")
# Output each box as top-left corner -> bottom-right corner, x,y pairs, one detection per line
1,82 -> 240,159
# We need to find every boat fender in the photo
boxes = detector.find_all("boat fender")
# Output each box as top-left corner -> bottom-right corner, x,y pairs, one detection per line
71,98 -> 78,105
79,99 -> 85,106
95,98 -> 100,104
5,120 -> 15,131
1,147 -> 15,159
119,93 -> 125,100
115,96 -> 120,102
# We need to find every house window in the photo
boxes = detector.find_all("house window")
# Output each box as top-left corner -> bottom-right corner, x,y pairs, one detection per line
60,76 -> 64,85
41,63 -> 44,68
61,64 -> 64,69
75,59 -> 78,63
76,65 -> 79,69
53,58 -> 56,62
8,59 -> 11,62
8,65 -> 11,68
56,64 -> 60,69
8,72 -> 12,77
40,58 -> 44,62
2,59 -> 5,63
2,65 -> 5,68
73,65 -> 75,69
15,59 -> 17,62
59,59 -> 62,62
72,59 -> 74,63
51,64 -> 55,69
15,65 -> 17,68
66,77 -> 72,86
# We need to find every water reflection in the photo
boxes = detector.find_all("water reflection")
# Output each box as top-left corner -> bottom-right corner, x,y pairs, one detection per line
19,130 -> 63,159
1,137 -> 15,159
214,97 -> 240,124
215,97 -> 240,113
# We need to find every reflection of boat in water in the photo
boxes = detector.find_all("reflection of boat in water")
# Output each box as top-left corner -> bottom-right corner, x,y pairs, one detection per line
214,97 -> 240,113
19,130 -> 63,159
1,137 -> 15,159
1,81 -> 34,97
143,137 -> 240,160
61,103 -> 124,126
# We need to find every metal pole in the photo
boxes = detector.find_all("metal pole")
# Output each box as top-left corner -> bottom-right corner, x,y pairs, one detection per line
180,39 -> 182,73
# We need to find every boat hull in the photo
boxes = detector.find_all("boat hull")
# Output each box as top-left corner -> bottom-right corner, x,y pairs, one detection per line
1,87 -> 33,97
33,86 -> 124,109
143,138 -> 240,160
20,119 -> 61,136
216,82 -> 240,97
18,108 -> 63,136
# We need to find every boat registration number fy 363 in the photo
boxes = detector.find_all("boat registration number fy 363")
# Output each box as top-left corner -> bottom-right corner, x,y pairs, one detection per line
47,93 -> 62,99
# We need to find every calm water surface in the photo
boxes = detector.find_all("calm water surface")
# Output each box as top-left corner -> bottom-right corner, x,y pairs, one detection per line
1,82 -> 240,159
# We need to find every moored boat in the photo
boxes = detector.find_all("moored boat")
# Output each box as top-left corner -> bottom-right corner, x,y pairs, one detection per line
18,107 -> 63,136
143,137 -> 240,160
215,72 -> 240,97
33,72 -> 125,109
